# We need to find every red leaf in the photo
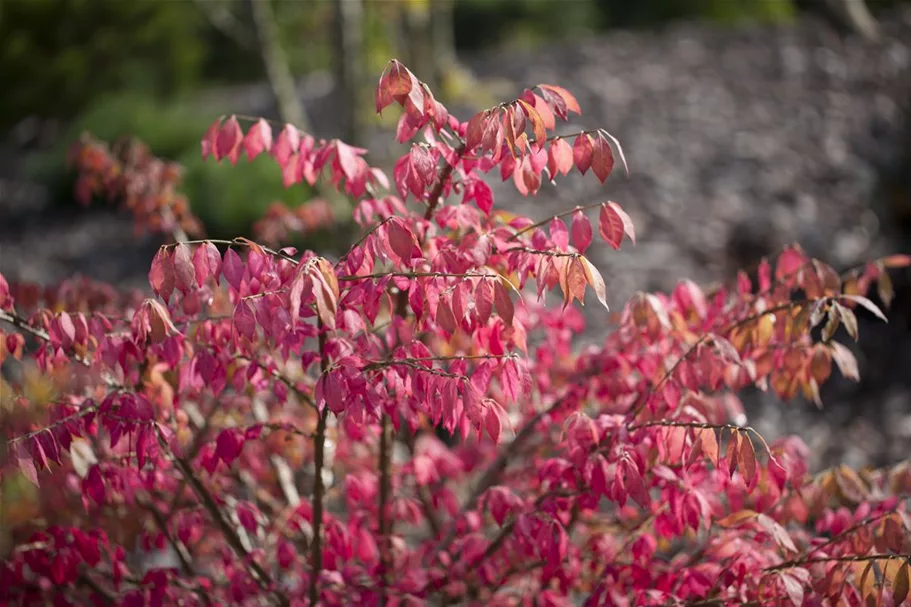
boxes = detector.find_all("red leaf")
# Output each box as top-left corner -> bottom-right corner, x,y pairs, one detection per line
149,247 -> 174,303
532,93 -> 556,130
517,99 -> 546,147
571,210 -> 593,253
591,134 -> 615,183
476,279 -> 494,324
173,243 -> 195,293
739,433 -> 757,488
466,111 -> 489,152
573,134 -> 594,175
215,428 -> 245,468
494,280 -> 514,326
377,60 -> 416,113
436,297 -> 457,335
233,301 -> 256,340
201,118 -> 221,161
538,84 -> 582,116
386,219 -> 417,264
272,124 -> 301,168
550,217 -> 569,251
243,118 -> 272,162
599,202 -> 635,249
335,140 -> 362,184
222,248 -> 245,292
193,241 -> 222,287
547,139 -> 573,180
215,116 -> 243,165
881,254 -> 911,268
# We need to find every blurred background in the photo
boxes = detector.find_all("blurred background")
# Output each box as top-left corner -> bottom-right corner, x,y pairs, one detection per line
1,0 -> 911,471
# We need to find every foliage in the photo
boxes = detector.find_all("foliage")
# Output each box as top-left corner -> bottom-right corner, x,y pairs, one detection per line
29,93 -> 319,239
2,59 -> 911,607
0,0 -> 205,129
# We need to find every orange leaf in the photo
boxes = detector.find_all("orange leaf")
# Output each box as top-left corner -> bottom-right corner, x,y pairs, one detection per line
580,256 -> 608,310
739,432 -> 757,488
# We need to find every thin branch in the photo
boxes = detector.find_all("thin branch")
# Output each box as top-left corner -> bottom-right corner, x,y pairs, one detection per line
250,0 -> 312,134
378,412 -> 392,606
430,396 -> 566,562
154,430 -> 290,607
625,300 -> 807,420
193,0 -> 257,49
309,323 -> 330,605
338,271 -> 499,282
424,144 -> 465,221
763,553 -> 911,574
510,201 -> 605,241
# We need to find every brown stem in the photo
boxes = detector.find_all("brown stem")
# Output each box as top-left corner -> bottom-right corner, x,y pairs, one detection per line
309,325 -> 330,605
424,144 -> 465,221
155,431 -> 289,607
377,412 -> 393,605
431,396 -> 565,561
510,201 -> 605,241
338,271 -> 500,282
763,553 -> 911,574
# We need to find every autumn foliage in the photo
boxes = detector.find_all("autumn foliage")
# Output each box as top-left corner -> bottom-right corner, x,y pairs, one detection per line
2,59 -> 911,606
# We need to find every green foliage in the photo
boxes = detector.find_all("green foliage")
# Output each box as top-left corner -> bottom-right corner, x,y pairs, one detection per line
28,93 -> 315,239
177,149 -> 315,240
0,0 -> 205,128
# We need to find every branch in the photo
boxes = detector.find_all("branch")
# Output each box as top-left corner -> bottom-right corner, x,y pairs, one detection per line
193,0 -> 257,49
431,396 -> 566,560
378,413 -> 392,605
309,323 -> 330,605
424,144 -> 465,221
763,553 -> 911,574
338,271 -> 500,282
510,201 -> 605,241
155,430 -> 290,607
625,300 -> 807,420
250,0 -> 312,134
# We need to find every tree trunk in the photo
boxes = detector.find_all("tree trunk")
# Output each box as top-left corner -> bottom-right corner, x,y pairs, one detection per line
250,0 -> 311,131
332,0 -> 366,146
824,0 -> 878,40
430,0 -> 457,91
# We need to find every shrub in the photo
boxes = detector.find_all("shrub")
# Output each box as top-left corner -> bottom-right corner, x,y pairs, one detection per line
1,59 -> 910,606
28,93 -> 320,239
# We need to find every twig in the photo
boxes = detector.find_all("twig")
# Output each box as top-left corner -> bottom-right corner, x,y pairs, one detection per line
763,553 -> 911,574
424,144 -> 465,221
155,430 -> 290,607
378,413 -> 392,605
309,324 -> 330,605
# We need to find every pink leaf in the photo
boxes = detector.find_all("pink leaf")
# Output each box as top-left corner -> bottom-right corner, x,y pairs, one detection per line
571,210 -> 593,253
201,118 -> 221,161
475,279 -> 494,325
243,118 -> 272,162
599,202 -> 635,250
386,219 -> 417,264
494,280 -> 514,326
223,248 -> 245,292
591,134 -> 615,184
549,218 -> 569,251
193,241 -> 222,287
172,243 -> 195,294
215,116 -> 243,165
573,134 -> 594,175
